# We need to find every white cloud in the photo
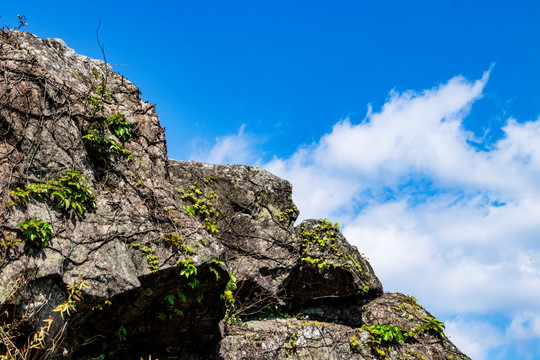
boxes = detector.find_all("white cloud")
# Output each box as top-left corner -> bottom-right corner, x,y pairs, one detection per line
507,311 -> 540,341
263,71 -> 540,357
192,124 -> 259,165
194,71 -> 540,358
445,317 -> 503,360
445,312 -> 540,360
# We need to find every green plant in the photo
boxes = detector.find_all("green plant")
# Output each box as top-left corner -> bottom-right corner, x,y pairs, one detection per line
103,113 -> 131,140
132,245 -> 160,273
222,273 -> 238,323
53,279 -> 90,319
361,323 -> 410,358
184,205 -> 196,217
416,316 -> 445,340
115,325 -> 127,341
209,259 -> 224,280
82,129 -> 132,161
360,317 -> 445,359
223,274 -> 236,304
84,95 -> 104,113
10,170 -> 97,216
16,218 -> 53,248
81,110 -> 132,169
93,67 -> 111,101
364,323 -> 407,343
83,68 -> 111,113
177,258 -> 197,278
177,292 -> 187,303
159,290 -> 187,321
278,204 -> 298,225
163,233 -> 196,254
349,335 -> 360,351
299,219 -> 341,271
299,219 -> 371,281
0,232 -> 21,252
187,278 -> 200,289
180,181 -> 219,236
301,219 -> 340,252
284,331 -> 298,355
300,255 -> 343,269
258,303 -> 293,320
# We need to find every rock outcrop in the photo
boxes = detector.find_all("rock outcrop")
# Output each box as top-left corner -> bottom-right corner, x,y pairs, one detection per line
0,30 -> 470,360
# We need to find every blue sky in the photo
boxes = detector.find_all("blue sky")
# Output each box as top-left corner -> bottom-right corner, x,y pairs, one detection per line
2,1 -> 540,358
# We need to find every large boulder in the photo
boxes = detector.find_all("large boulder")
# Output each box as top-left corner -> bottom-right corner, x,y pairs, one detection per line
168,161 -> 301,317
0,30 -> 471,360
0,30 -> 228,359
288,219 -> 383,306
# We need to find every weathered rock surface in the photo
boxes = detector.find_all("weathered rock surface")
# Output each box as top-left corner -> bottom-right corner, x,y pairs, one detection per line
0,30 -> 471,360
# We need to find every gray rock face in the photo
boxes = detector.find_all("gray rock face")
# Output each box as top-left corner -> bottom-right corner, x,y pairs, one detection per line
288,219 -> 383,306
220,318 -> 364,359
168,160 -> 300,316
0,30 -> 471,360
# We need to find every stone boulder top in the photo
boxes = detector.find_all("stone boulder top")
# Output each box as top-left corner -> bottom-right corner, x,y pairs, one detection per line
0,30 -> 470,360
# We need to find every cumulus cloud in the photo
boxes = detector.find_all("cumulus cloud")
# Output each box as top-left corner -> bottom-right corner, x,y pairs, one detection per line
197,71 -> 540,358
264,71 -> 540,357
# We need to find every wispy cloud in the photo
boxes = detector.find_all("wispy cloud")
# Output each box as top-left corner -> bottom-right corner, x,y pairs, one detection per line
191,124 -> 260,165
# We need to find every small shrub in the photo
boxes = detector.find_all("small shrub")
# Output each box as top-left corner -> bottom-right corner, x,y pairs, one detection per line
82,129 -> 132,162
16,218 -> 53,247
416,316 -> 445,340
10,170 -> 96,217
177,258 -> 197,278
180,181 -> 219,237
103,113 -> 131,140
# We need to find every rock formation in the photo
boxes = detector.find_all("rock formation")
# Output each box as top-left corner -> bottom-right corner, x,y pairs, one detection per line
0,30 -> 470,359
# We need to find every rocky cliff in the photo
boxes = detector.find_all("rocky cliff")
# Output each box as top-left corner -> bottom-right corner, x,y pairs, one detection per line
0,30 -> 470,360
